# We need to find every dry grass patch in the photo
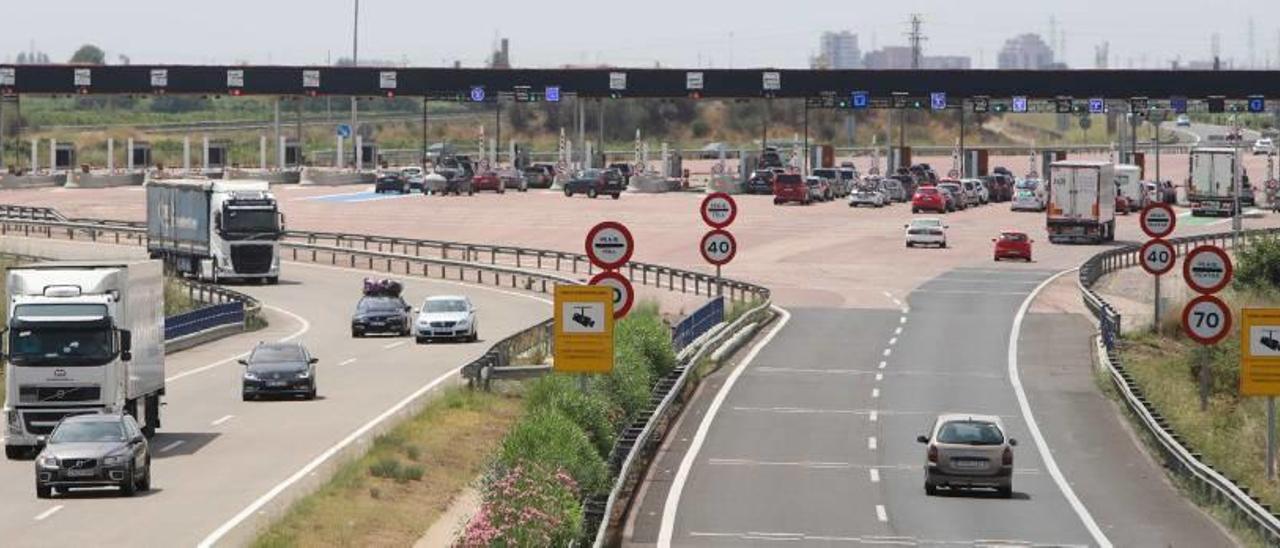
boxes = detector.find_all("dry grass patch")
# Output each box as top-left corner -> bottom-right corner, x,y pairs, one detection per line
253,388 -> 523,548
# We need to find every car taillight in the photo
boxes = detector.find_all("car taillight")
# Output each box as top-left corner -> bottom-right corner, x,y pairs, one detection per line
927,445 -> 938,463
1002,447 -> 1013,466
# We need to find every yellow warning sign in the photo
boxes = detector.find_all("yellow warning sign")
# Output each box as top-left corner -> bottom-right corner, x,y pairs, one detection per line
1241,308 -> 1280,396
553,285 -> 615,374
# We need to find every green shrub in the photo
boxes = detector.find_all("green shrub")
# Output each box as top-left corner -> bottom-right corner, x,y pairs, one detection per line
399,464 -> 425,482
526,375 -> 618,457
368,457 -> 402,479
617,304 -> 677,378
496,408 -> 608,494
1235,235 -> 1280,290
600,344 -> 654,423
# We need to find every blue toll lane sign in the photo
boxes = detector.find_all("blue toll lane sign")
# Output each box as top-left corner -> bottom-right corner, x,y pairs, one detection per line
1248,97 -> 1266,113
1088,98 -> 1105,113
930,92 -> 947,111
470,86 -> 486,102
1171,97 -> 1189,113
852,91 -> 869,109
1011,96 -> 1028,113
336,124 -> 351,138
545,86 -> 560,102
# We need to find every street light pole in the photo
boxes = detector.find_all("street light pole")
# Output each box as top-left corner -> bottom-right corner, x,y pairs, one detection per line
349,0 -> 359,170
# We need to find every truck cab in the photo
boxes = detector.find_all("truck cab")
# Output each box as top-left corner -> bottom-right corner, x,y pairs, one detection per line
147,180 -> 284,283
4,261 -> 165,459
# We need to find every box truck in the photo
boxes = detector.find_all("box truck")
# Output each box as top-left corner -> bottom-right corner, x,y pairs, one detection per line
1188,147 -> 1240,216
1114,164 -> 1146,213
4,260 -> 165,459
146,179 -> 283,283
1047,161 -> 1116,244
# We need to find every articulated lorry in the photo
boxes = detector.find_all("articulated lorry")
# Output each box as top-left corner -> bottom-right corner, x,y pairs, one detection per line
1046,161 -> 1116,244
1188,147 -> 1241,216
146,179 -> 284,283
4,260 -> 165,459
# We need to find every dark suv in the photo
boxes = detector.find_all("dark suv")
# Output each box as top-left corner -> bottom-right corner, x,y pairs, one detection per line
35,414 -> 151,498
746,170 -> 777,194
240,343 -> 318,401
374,171 -> 409,194
351,295 -> 412,337
564,168 -> 625,199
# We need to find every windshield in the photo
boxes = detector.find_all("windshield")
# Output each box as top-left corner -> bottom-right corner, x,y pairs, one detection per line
358,297 -> 405,313
250,345 -> 304,363
223,206 -> 279,234
1001,233 -> 1028,241
49,421 -> 126,443
425,299 -> 467,313
9,326 -> 116,367
1017,180 -> 1039,189
937,420 -> 1005,445
911,219 -> 943,228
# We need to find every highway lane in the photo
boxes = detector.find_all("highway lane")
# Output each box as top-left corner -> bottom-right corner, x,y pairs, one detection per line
0,236 -> 548,547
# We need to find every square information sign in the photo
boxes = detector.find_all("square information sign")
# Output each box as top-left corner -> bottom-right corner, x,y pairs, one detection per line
553,285 -> 615,374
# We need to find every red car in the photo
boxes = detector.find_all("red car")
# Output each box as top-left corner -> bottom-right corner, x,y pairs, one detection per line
773,174 -> 811,205
912,186 -> 947,213
1115,194 -> 1130,215
471,171 -> 507,194
993,231 -> 1033,261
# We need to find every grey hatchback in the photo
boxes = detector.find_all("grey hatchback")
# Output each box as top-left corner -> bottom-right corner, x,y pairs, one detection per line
35,413 -> 151,498
917,413 -> 1017,497
240,342 -> 318,401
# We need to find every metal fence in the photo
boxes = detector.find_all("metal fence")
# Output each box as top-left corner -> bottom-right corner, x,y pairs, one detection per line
460,319 -> 555,389
165,301 -> 246,340
672,296 -> 725,351
1078,227 -> 1280,541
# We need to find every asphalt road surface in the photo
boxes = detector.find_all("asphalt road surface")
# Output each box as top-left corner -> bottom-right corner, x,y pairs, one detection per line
0,236 -> 548,547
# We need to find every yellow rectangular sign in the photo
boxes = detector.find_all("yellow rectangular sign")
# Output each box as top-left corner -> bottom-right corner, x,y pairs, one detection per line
1241,308 -> 1280,396
553,285 -> 615,374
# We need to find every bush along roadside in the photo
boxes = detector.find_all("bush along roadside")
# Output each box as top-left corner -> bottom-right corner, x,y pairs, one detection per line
459,301 -> 677,546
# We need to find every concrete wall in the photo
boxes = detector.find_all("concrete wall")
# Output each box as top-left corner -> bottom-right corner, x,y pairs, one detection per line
300,167 -> 375,186
227,169 -> 302,184
66,172 -> 145,189
0,174 -> 66,189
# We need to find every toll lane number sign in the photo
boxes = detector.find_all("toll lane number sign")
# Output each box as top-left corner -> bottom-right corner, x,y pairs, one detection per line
1183,295 -> 1232,345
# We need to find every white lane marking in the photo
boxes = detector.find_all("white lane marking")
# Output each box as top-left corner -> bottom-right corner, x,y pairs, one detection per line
338,358 -> 357,366
894,326 -> 902,335
901,307 -> 909,314
34,505 -> 64,521
657,306 -> 791,548
869,410 -> 878,422
888,337 -> 897,346
871,388 -> 880,399
882,348 -> 891,357
198,350 -> 496,547
159,440 -> 186,453
875,373 -> 883,382
166,305 -> 311,383
878,360 -> 887,369
899,316 -> 907,325
1009,268 -> 1111,548
383,340 -> 407,350
876,505 -> 888,522
868,437 -> 878,450
869,468 -> 880,483
210,414 -> 235,426
882,291 -> 893,299
892,298 -> 903,307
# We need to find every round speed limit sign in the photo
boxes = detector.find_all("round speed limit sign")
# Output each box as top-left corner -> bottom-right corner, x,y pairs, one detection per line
700,229 -> 737,266
1182,294 -> 1232,345
1139,239 -> 1176,276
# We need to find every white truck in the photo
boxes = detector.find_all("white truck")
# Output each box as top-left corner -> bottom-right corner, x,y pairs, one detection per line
1188,147 -> 1240,217
1047,161 -> 1116,244
4,260 -> 165,459
1114,164 -> 1146,213
146,179 -> 283,284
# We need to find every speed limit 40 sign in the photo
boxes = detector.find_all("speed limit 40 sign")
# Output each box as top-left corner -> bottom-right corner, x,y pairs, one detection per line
1183,294 -> 1233,345
700,229 -> 737,266
1139,239 -> 1177,276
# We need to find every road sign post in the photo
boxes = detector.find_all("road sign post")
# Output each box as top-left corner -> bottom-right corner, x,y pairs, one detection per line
1139,204 -> 1177,331
553,285 -> 615,374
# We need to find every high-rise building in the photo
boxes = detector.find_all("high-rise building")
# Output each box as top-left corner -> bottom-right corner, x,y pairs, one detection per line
997,34 -> 1055,69
815,31 -> 861,69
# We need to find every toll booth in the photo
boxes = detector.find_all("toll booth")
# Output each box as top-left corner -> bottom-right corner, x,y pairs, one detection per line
889,147 -> 912,173
964,149 -> 989,178
284,139 -> 302,168
207,140 -> 229,169
665,151 -> 684,179
809,145 -> 834,170
360,142 -> 378,167
1040,150 -> 1067,179
1123,152 -> 1146,179
131,141 -> 152,169
54,143 -> 76,171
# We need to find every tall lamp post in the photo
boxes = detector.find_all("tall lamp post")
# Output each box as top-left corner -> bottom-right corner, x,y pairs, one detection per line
349,0 -> 359,170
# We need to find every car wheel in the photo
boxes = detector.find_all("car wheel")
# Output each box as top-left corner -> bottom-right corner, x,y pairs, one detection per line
940,241 -> 948,248
307,385 -> 317,400
994,256 -> 1000,261
925,481 -> 938,496
906,242 -> 914,248
352,329 -> 362,338
912,207 -> 919,213
36,483 -> 51,499
611,193 -> 620,200
588,188 -> 598,199
6,445 -> 29,460
266,277 -> 279,285
564,187 -> 573,197
242,393 -> 255,402
467,190 -> 474,196
997,485 -> 1013,498
138,457 -> 152,492
416,336 -> 427,344
120,464 -> 137,497
498,188 -> 505,194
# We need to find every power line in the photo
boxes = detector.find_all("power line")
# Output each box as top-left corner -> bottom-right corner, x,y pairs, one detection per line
905,14 -> 927,69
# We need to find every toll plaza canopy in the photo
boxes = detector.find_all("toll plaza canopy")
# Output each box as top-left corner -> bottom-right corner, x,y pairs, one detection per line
1,65 -> 1277,102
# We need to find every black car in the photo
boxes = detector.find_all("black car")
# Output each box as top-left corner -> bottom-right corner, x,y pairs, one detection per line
608,163 -> 635,186
351,295 -> 412,337
745,170 -> 777,194
523,164 -> 556,189
240,343 -> 318,401
564,168 -> 625,199
375,172 -> 409,194
35,414 -> 151,498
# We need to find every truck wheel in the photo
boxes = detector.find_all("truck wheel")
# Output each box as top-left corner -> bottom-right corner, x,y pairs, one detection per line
7,445 -> 28,460
142,394 -> 160,438
611,193 -> 620,200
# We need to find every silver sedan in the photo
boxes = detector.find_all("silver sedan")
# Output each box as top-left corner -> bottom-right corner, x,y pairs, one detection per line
917,413 -> 1017,497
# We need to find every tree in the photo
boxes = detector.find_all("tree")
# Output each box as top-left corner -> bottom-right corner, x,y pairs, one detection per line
69,44 -> 106,65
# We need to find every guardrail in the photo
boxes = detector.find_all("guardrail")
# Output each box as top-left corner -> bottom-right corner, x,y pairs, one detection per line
460,319 -> 555,389
1079,227 -> 1280,542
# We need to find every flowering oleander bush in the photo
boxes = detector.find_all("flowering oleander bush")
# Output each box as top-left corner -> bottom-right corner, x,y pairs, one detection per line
458,464 -> 582,547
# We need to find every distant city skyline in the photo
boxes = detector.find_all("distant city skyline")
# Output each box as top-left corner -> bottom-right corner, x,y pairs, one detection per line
1,0 -> 1277,70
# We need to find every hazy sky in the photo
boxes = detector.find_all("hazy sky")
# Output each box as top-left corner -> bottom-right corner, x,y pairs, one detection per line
3,0 -> 1279,69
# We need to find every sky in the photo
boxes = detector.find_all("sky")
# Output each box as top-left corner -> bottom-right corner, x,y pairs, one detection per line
3,0 -> 1279,70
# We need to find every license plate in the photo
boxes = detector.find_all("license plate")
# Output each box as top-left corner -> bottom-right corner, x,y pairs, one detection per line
267,381 -> 288,387
952,460 -> 986,469
66,469 -> 96,477
369,322 -> 385,327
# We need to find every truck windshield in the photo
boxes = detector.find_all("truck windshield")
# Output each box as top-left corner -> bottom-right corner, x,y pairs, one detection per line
9,325 -> 116,367
223,206 -> 279,234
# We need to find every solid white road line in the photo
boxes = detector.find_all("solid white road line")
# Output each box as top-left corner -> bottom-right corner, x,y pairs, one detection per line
876,505 -> 888,522
166,304 -> 311,383
1009,268 -> 1111,548
382,340 -> 407,350
869,468 -> 880,483
338,358 -> 357,366
868,437 -> 878,450
210,415 -> 235,426
34,505 -> 64,521
657,306 -> 791,548
159,440 -> 186,453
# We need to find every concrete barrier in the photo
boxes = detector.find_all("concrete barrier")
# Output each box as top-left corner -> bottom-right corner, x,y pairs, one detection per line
227,169 -> 302,184
66,172 -> 145,188
706,174 -> 744,194
0,174 -> 67,189
300,168 -> 375,186
629,174 -> 671,193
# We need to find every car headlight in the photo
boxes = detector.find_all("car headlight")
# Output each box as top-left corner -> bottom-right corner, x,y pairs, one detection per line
243,372 -> 260,381
296,369 -> 311,379
455,317 -> 471,327
6,410 -> 19,433
38,455 -> 59,468
102,452 -> 129,466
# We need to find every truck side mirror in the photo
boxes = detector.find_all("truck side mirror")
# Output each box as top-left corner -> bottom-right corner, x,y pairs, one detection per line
120,330 -> 133,362
213,212 -> 222,231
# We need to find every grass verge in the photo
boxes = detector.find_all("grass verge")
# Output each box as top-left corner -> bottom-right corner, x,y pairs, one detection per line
252,388 -> 523,548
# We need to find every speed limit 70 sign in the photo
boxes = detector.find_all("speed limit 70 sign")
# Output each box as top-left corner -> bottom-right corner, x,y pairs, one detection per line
700,229 -> 737,266
1183,294 -> 1233,345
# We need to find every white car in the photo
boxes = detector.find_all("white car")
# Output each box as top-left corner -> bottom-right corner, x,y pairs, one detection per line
963,178 -> 989,204
905,218 -> 947,248
1175,114 -> 1191,127
415,296 -> 478,343
848,187 -> 886,208
1254,138 -> 1275,156
1011,189 -> 1044,212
